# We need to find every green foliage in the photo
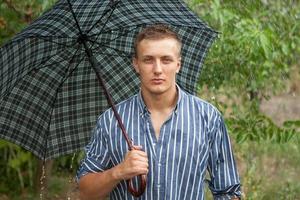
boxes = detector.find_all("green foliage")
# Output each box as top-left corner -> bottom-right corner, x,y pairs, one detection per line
53,151 -> 85,175
236,136 -> 300,200
190,0 -> 300,97
0,140 -> 36,194
187,0 -> 300,144
0,0 -> 56,45
227,111 -> 297,144
187,1 -> 300,198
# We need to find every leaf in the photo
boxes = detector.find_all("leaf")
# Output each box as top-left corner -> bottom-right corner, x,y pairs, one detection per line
0,17 -> 7,29
259,32 -> 271,59
281,43 -> 290,56
236,132 -> 248,143
283,120 -> 300,128
0,140 -> 10,149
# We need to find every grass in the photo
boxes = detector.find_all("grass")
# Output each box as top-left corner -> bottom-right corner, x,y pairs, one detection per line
201,66 -> 300,199
239,137 -> 300,199
202,135 -> 300,200
0,131 -> 299,200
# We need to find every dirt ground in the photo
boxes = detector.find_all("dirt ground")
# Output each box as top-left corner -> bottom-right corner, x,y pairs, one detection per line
261,92 -> 300,126
261,66 -> 300,126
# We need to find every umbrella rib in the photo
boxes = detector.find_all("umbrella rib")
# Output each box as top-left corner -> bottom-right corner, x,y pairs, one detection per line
0,42 -> 82,101
35,35 -> 77,48
89,1 -> 120,49
86,4 -> 114,34
66,0 -> 85,37
87,26 -> 140,58
87,25 -> 142,38
42,46 -> 83,159
87,39 -> 131,58
60,48 -> 85,85
88,26 -> 139,40
8,35 -> 77,48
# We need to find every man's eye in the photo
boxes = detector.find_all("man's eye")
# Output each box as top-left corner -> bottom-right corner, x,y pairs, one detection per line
143,58 -> 152,63
162,58 -> 172,63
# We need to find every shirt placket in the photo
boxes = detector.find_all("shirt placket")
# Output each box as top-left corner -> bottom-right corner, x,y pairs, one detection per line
155,134 -> 165,199
144,111 -> 175,199
142,112 -> 163,199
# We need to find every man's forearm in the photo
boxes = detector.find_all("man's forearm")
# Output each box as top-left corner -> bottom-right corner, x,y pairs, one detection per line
79,166 -> 121,200
78,148 -> 148,200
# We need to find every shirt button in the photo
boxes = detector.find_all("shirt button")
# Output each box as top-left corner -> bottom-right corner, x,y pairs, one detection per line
157,184 -> 160,188
158,163 -> 162,167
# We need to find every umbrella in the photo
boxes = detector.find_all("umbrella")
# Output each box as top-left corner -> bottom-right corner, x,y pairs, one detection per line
0,0 -> 217,196
0,0 -> 217,167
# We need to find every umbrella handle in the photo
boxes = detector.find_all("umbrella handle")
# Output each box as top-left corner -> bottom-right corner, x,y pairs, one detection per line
127,174 -> 147,197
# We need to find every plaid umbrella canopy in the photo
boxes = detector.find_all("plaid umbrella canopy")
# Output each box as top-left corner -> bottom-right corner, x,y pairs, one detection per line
0,0 -> 217,160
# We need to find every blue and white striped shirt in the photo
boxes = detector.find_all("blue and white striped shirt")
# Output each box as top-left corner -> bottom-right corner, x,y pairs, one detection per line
77,86 -> 241,199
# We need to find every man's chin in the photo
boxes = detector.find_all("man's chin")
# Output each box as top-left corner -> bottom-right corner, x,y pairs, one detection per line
148,86 -> 168,95
141,84 -> 175,96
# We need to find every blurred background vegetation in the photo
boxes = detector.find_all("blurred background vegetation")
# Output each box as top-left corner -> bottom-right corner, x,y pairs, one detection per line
0,0 -> 299,199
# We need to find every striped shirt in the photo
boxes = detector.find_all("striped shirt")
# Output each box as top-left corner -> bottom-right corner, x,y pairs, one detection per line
77,86 -> 241,200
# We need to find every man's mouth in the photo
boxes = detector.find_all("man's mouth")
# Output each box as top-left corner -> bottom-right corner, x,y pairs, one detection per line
151,78 -> 164,84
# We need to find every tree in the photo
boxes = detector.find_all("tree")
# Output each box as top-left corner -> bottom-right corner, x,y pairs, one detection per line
188,0 -> 300,143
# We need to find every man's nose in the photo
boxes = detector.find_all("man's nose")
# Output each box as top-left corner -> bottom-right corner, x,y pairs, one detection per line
153,60 -> 162,74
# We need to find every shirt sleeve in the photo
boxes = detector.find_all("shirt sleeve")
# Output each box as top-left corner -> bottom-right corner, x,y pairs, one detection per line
76,115 -> 112,181
206,112 -> 242,199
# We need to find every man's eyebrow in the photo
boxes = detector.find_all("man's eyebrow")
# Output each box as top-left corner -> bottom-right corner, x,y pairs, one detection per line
142,55 -> 153,58
161,55 -> 173,58
141,55 -> 175,59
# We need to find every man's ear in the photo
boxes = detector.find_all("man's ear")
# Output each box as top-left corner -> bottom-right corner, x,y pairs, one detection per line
132,57 -> 139,74
176,57 -> 181,73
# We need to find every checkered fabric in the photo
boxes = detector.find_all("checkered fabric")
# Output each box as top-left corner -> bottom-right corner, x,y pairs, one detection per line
0,0 -> 217,159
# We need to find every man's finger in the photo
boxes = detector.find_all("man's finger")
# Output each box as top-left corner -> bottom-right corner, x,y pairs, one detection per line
132,145 -> 143,150
129,150 -> 148,158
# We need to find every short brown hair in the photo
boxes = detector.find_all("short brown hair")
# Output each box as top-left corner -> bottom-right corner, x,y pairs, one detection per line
134,24 -> 182,58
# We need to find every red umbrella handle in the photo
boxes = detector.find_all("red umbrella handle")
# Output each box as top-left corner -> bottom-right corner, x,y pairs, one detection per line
127,174 -> 147,197
126,146 -> 147,197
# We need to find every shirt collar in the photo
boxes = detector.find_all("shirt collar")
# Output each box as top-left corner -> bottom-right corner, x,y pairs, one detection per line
137,84 -> 183,115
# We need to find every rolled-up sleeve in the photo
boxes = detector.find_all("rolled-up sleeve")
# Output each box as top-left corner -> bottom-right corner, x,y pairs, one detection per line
207,113 -> 242,199
76,116 -> 111,181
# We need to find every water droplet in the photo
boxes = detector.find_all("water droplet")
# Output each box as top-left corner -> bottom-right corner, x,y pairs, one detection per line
66,153 -> 77,200
39,162 -> 46,200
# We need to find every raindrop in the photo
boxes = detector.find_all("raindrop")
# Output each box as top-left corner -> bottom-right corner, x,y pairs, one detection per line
66,153 -> 77,200
39,164 -> 46,200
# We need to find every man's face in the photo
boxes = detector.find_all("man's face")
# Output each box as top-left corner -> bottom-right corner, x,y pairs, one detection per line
133,38 -> 181,96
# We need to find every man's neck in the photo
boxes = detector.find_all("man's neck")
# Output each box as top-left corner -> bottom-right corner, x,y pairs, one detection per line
141,86 -> 178,113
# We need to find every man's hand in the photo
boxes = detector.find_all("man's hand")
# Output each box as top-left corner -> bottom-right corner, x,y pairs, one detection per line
113,145 -> 149,181
79,145 -> 148,200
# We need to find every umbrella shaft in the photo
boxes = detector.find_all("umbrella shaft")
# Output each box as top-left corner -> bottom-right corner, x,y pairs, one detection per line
82,41 -> 134,150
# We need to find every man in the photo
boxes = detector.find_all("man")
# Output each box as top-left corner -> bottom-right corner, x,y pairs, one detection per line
77,24 -> 241,200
